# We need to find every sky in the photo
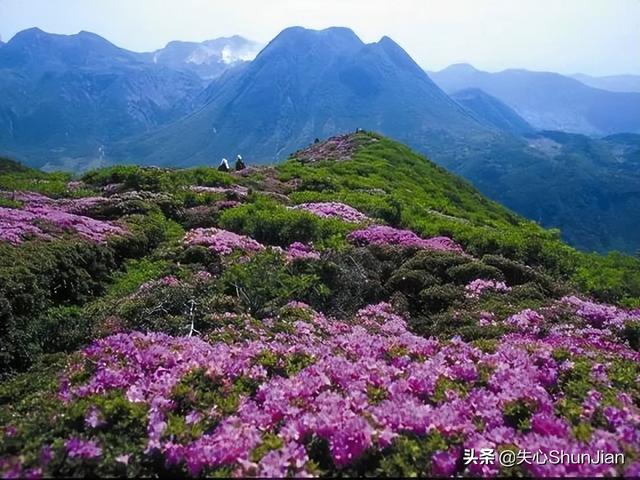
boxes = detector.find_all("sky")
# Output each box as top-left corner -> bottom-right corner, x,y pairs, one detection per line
0,0 -> 638,75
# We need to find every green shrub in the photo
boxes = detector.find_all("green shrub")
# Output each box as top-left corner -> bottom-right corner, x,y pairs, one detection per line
386,270 -> 439,295
219,198 -> 352,247
446,261 -> 504,284
622,321 -> 640,351
218,250 -> 328,317
419,284 -> 463,313
401,250 -> 471,278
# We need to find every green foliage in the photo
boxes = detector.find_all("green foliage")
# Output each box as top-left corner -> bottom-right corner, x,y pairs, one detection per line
419,284 -> 463,313
82,165 -> 232,193
88,276 -> 237,336
375,433 -> 448,477
572,252 -> 640,307
445,261 -> 504,284
622,320 -> 640,351
218,250 -> 328,316
105,258 -> 171,298
219,197 -> 352,247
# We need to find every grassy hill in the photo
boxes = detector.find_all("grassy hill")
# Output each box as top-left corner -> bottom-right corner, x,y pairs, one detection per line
0,133 -> 639,477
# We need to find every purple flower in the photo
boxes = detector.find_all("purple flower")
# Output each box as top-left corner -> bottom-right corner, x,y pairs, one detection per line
347,225 -> 464,253
292,202 -> 369,223
431,449 -> 459,476
184,227 -> 264,256
285,242 -> 320,262
64,438 -> 102,459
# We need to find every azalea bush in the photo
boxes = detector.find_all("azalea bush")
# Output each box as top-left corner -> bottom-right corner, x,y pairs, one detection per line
2,300 -> 639,477
2,133 -> 640,478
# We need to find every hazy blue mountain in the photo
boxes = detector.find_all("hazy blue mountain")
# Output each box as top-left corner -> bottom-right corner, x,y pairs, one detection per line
450,88 -> 534,134
118,26 -> 496,166
145,35 -> 262,80
430,63 -> 640,135
571,73 -> 640,93
0,28 -> 204,169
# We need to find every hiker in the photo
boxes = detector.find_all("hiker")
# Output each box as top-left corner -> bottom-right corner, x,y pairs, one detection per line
218,158 -> 230,172
235,154 -> 246,171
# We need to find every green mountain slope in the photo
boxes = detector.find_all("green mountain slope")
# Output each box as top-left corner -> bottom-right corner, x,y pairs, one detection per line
1,133 -> 640,477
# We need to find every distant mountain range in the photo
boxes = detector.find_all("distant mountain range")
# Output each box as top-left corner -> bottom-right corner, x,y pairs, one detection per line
571,73 -> 640,93
429,63 -> 640,136
0,27 -> 638,255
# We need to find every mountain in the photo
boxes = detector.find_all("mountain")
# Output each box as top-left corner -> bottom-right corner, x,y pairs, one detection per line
430,63 -> 640,135
0,28 -> 204,169
450,87 -> 534,134
0,26 -> 638,255
571,73 -> 640,94
146,35 -> 263,80
117,26 -> 496,166
115,27 -> 639,254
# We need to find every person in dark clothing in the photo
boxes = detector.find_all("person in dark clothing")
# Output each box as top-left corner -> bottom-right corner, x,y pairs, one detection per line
235,154 -> 246,171
218,158 -> 230,172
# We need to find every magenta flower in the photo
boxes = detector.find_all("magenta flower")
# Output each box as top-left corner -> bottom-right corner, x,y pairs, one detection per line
347,225 -> 464,253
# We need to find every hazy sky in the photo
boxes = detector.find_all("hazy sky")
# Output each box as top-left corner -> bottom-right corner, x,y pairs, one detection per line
0,0 -> 638,75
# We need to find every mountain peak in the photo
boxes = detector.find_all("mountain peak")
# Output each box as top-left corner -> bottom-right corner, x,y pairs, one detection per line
270,26 -> 362,45
442,63 -> 479,73
254,26 -> 364,66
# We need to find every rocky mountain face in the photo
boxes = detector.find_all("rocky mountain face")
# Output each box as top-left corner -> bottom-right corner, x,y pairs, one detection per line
430,63 -> 640,135
146,35 -> 262,80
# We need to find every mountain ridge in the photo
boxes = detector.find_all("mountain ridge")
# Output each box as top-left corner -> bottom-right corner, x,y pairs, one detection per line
430,63 -> 640,135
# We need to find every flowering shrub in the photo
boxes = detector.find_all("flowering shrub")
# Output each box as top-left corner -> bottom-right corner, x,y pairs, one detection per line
292,202 -> 369,223
0,191 -> 127,244
285,242 -> 320,262
183,228 -> 264,256
348,225 -> 464,254
465,279 -> 511,298
3,300 -> 639,477
562,295 -> 637,331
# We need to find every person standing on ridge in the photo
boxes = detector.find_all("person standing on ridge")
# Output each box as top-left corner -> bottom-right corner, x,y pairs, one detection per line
218,158 -> 230,172
235,154 -> 246,171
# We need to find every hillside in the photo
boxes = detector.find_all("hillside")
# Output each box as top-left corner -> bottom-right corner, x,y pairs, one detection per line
430,63 -> 640,135
450,88 -> 534,134
112,27 -> 640,255
1,133 -> 640,477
